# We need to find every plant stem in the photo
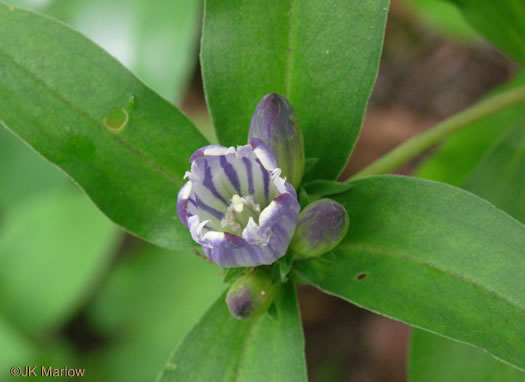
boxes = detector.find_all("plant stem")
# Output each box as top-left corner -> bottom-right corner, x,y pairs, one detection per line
349,85 -> 525,181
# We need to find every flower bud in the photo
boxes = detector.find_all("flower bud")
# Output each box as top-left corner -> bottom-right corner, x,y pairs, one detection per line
226,270 -> 279,320
291,199 -> 349,259
249,93 -> 305,188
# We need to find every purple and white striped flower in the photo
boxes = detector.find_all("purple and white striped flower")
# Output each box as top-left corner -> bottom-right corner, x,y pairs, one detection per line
177,138 -> 300,267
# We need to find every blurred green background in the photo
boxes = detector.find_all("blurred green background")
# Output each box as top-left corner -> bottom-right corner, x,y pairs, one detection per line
0,0 -> 520,381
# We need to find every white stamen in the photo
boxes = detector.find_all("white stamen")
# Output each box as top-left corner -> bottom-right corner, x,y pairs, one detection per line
232,194 -> 244,213
221,194 -> 261,234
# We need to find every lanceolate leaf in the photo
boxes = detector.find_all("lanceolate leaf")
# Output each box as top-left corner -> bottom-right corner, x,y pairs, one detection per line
0,4 -> 208,249
410,116 -> 525,382
409,330 -> 525,382
156,282 -> 307,382
447,0 -> 525,64
201,0 -> 389,181
294,175 -> 525,370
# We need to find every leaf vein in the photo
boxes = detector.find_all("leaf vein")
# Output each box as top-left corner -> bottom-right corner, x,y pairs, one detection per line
0,49 -> 181,186
232,319 -> 259,382
342,243 -> 525,314
284,0 -> 296,97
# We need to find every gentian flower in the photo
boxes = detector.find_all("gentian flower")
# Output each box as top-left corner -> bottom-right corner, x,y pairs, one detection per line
177,92 -> 349,319
177,138 -> 300,267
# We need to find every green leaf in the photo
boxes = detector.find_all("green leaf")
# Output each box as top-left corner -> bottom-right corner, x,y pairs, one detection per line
303,157 -> 319,176
447,0 -> 525,64
223,267 -> 247,284
294,175 -> 525,370
201,0 -> 389,181
302,180 -> 355,198
277,255 -> 294,282
409,330 -> 525,382
0,4 -> 208,249
416,71 -> 525,186
156,282 -> 307,382
0,190 -> 119,335
410,110 -> 525,382
85,244 -> 224,382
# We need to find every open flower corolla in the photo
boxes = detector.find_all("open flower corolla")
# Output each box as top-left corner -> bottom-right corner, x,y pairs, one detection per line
177,138 -> 300,267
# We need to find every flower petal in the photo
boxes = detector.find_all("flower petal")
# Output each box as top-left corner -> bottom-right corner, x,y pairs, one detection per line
189,144 -> 235,162
201,232 -> 262,267
190,189 -> 300,267
176,181 -> 192,226
249,138 -> 277,172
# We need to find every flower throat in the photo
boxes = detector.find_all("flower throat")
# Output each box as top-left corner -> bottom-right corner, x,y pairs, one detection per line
221,194 -> 261,235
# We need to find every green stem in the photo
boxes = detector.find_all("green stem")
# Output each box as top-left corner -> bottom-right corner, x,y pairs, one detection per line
349,85 -> 525,181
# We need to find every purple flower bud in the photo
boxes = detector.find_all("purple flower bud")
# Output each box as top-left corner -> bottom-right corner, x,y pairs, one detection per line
226,270 -> 279,320
177,139 -> 300,268
249,93 -> 305,188
291,199 -> 349,258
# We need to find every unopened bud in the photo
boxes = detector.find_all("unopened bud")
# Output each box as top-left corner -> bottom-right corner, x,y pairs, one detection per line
249,93 -> 305,188
291,199 -> 349,258
226,270 -> 279,320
